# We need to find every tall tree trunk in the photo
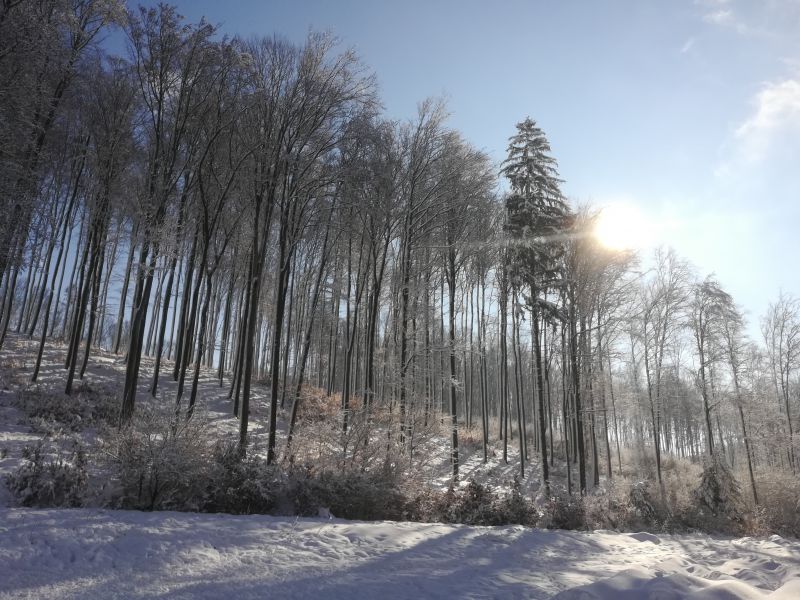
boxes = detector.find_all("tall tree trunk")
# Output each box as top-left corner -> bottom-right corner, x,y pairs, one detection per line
531,301 -> 549,494
447,247 -> 460,480
113,224 -> 138,354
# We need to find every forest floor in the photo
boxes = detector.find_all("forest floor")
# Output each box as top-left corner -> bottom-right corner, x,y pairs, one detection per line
0,333 -> 549,498
2,334 -> 800,598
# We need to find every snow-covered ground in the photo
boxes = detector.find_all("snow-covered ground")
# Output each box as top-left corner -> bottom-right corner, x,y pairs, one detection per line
0,333 -> 547,497
1,508 -> 799,599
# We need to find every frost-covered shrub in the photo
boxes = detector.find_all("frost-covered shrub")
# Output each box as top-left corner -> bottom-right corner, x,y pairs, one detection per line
408,477 -> 538,527
73,380 -> 119,427
542,494 -> 585,530
629,480 -> 659,523
671,454 -> 747,534
203,442 -> 280,514
755,474 -> 800,537
623,479 -> 670,531
580,478 -> 676,532
17,386 -> 84,431
6,440 -> 88,507
457,426 -> 484,454
583,485 -> 624,530
286,465 -> 407,521
294,387 -> 355,424
741,505 -> 772,537
441,480 -> 502,525
288,400 -> 442,489
17,382 -> 118,432
102,405 -> 212,511
694,454 -> 743,517
494,475 -> 539,527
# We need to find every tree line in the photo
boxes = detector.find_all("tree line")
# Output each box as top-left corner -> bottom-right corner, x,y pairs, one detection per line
1,1 -> 797,502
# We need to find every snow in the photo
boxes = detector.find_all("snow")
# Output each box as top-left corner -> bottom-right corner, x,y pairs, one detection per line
2,335 -> 800,598
1,508 -> 799,599
0,334 -> 546,498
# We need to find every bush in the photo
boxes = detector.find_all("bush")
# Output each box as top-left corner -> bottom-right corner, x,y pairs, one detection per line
495,476 -> 539,527
17,387 -> 84,432
295,387 -> 360,425
407,477 -> 538,527
17,383 -> 118,432
6,439 -> 88,507
101,405 -> 212,511
543,494 -> 585,530
442,480 -> 503,525
73,380 -> 119,427
629,480 -> 659,523
203,442 -> 280,514
694,454 -> 743,516
579,478 -> 680,532
286,465 -> 407,521
741,505 -> 772,537
751,474 -> 800,537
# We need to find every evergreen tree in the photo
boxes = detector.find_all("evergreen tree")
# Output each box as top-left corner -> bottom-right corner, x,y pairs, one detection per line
501,118 -> 570,494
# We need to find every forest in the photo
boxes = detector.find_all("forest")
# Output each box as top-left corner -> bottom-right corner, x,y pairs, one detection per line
1,0 -> 799,537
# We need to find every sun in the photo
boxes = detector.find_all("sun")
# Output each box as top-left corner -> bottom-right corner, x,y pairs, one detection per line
593,203 -> 651,251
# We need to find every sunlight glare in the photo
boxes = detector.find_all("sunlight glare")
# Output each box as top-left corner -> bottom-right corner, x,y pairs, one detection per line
594,203 -> 651,250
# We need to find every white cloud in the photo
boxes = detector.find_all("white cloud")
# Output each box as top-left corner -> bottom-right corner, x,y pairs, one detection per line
680,38 -> 695,54
703,9 -> 734,25
696,1 -> 758,35
697,0 -> 800,37
734,79 -> 800,162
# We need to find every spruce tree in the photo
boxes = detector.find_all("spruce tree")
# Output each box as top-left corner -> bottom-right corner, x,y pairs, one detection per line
501,117 -> 570,495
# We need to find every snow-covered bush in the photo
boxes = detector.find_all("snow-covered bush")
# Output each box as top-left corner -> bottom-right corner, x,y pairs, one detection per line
495,475 -> 539,526
288,399 -> 443,489
101,404 -> 212,511
440,480 -> 503,525
542,494 -> 585,530
629,480 -> 659,523
286,464 -> 407,521
408,477 -> 538,527
203,442 -> 281,514
6,439 -> 88,507
582,484 -> 626,530
580,478 -> 680,532
754,474 -> 800,537
693,454 -> 743,517
741,504 -> 772,537
657,454 -> 748,534
294,387 -> 353,424
457,425 -> 484,454
17,386 -> 85,431
16,382 -> 118,432
72,380 -> 119,427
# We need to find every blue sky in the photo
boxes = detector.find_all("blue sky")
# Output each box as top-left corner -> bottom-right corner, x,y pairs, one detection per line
119,0 -> 800,331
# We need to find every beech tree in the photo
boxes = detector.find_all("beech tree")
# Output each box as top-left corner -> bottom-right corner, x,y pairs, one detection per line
119,5 -> 220,423
437,132 -> 494,479
690,276 -> 736,456
0,0 -> 124,349
761,293 -> 800,473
